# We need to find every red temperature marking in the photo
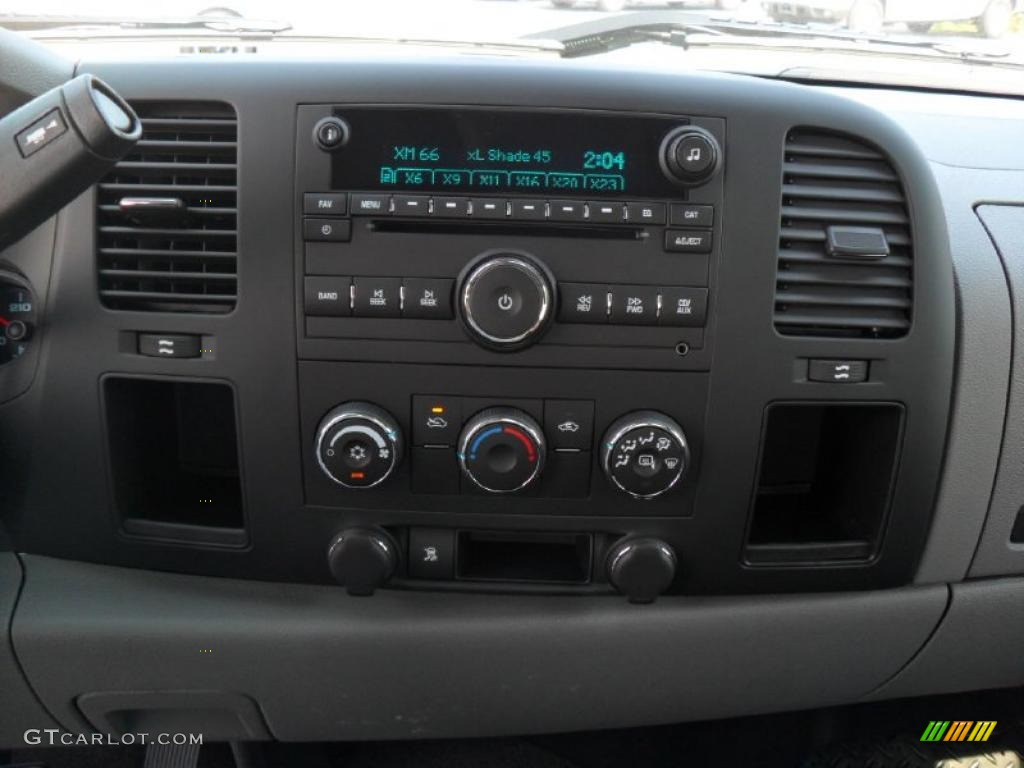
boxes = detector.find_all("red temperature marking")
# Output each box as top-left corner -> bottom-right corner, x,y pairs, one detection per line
504,426 -> 536,462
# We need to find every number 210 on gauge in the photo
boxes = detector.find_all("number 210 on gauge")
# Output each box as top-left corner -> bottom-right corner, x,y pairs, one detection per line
583,150 -> 626,171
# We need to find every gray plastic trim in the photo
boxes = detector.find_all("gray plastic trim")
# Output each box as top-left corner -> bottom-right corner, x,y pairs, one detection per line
913,167 -> 1015,584
0,553 -> 61,747
13,555 -> 947,741
869,576 -> 1024,700
971,204 -> 1024,577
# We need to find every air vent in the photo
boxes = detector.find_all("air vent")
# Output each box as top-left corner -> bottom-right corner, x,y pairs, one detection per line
775,129 -> 912,338
96,101 -> 237,313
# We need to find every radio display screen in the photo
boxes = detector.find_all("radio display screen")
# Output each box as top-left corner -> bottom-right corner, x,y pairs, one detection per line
330,108 -> 687,198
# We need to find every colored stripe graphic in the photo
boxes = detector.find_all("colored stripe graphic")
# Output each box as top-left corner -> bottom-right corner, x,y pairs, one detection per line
921,720 -> 996,742
921,721 -> 950,741
970,721 -> 997,742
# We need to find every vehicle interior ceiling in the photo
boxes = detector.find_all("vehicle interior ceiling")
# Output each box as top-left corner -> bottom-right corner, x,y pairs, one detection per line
0,1 -> 1023,765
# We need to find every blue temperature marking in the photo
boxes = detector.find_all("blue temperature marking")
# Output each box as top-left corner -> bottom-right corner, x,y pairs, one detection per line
469,426 -> 503,459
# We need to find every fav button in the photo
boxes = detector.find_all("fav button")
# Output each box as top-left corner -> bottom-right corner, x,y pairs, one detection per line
303,192 -> 347,216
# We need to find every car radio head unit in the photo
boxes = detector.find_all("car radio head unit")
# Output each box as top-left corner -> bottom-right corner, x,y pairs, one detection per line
327,107 -> 704,198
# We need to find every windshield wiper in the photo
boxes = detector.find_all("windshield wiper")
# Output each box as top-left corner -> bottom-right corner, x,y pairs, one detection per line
0,14 -> 292,35
528,10 -> 1023,67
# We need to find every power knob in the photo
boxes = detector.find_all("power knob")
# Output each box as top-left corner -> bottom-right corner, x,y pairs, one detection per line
458,253 -> 555,351
660,126 -> 721,186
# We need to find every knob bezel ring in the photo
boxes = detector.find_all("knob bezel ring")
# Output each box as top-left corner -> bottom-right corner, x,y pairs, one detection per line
315,404 -> 401,489
601,414 -> 690,500
458,253 -> 554,350
458,409 -> 547,494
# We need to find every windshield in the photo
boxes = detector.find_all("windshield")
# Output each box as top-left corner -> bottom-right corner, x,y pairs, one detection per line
2,0 -> 1023,95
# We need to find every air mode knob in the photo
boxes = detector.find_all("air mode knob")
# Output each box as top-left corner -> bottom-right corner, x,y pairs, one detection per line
601,411 -> 689,499
607,537 -> 677,603
660,126 -> 721,186
315,402 -> 402,488
458,408 -> 546,493
458,253 -> 555,351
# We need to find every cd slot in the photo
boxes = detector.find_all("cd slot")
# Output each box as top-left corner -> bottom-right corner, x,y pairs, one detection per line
368,219 -> 644,240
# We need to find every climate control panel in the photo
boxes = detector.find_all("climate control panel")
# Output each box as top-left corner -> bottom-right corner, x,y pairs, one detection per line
308,393 -> 693,503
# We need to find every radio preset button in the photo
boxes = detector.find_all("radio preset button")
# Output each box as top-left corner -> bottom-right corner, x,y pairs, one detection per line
351,194 -> 391,215
669,203 -> 714,228
353,277 -> 401,317
403,278 -> 454,320
304,276 -> 352,316
665,229 -> 713,253
610,285 -> 659,325
588,201 -> 624,223
393,195 -> 430,216
304,192 -> 347,216
303,217 -> 351,242
549,200 -> 587,222
434,196 -> 471,216
511,199 -> 547,220
470,198 -> 508,219
659,287 -> 708,327
624,202 -> 666,225
558,282 -> 608,324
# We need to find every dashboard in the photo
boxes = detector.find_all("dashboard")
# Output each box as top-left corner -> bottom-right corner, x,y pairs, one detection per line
0,48 -> 1022,745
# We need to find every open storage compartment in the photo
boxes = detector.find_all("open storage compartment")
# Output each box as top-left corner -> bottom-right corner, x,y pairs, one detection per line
103,376 -> 246,546
456,531 -> 592,584
744,402 -> 904,565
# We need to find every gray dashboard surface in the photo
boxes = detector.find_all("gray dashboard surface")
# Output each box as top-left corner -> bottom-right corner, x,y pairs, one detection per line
13,555 -> 947,740
0,553 -> 60,744
972,204 -> 1024,578
870,576 -> 1024,700
839,87 -> 1022,585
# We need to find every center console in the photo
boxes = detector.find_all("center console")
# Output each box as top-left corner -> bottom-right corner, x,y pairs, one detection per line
287,98 -> 952,600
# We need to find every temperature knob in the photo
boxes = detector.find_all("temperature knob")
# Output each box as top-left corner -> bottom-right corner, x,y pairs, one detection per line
601,412 -> 689,499
458,408 -> 546,493
315,402 -> 402,488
